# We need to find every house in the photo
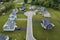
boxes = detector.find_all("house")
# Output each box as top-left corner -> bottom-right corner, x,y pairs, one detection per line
9,12 -> 17,21
9,8 -> 18,21
38,7 -> 51,17
0,34 -> 9,40
3,9 -> 17,31
13,8 -> 18,13
41,18 -> 55,30
29,5 -> 36,10
19,6 -> 26,11
38,7 -> 46,12
3,19 -> 17,31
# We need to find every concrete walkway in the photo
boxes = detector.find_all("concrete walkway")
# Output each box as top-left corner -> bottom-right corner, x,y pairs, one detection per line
24,11 -> 36,40
42,11 -> 51,17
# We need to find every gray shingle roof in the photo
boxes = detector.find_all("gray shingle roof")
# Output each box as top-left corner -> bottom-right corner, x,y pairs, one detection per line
43,18 -> 52,27
3,20 -> 15,30
19,6 -> 26,10
29,5 -> 36,10
9,12 -> 16,20
0,34 -> 8,40
39,7 -> 46,12
41,18 -> 53,29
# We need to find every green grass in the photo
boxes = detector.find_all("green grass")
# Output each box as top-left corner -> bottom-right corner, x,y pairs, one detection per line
0,17 -> 27,40
33,8 -> 60,40
0,8 -> 60,40
33,14 -> 43,22
0,10 -> 27,40
0,2 -> 60,40
16,20 -> 27,28
17,14 -> 27,18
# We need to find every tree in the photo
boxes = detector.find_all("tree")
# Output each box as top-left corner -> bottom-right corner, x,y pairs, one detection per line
0,0 -> 14,2
0,0 -> 14,16
31,0 -> 39,5
31,0 -> 35,3
24,0 -> 28,4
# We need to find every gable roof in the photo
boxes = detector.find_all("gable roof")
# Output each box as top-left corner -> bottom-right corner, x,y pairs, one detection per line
0,34 -> 9,40
39,7 -> 46,12
9,12 -> 16,20
19,6 -> 26,10
3,19 -> 16,31
43,18 -> 52,27
29,5 -> 36,10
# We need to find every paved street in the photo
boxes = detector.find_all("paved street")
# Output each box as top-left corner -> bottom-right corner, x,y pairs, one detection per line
24,11 -> 36,40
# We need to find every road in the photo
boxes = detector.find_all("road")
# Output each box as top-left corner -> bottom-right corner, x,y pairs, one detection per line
24,11 -> 36,40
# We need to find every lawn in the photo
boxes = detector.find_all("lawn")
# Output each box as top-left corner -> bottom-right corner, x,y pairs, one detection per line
0,9 -> 27,40
16,7 -> 60,40
0,1 -> 60,40
0,7 -> 60,40
17,13 -> 27,18
33,8 -> 60,40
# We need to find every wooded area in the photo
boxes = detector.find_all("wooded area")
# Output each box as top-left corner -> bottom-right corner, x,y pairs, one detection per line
24,0 -> 60,10
0,0 -> 60,15
0,0 -> 14,15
